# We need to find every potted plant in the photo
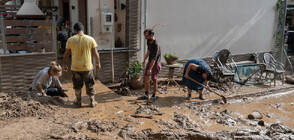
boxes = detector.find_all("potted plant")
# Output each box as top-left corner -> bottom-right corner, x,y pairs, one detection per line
164,53 -> 179,64
126,60 -> 144,89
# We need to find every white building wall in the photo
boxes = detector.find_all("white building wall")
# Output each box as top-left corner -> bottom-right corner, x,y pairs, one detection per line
145,0 -> 277,60
87,0 -> 115,49
70,0 -> 79,27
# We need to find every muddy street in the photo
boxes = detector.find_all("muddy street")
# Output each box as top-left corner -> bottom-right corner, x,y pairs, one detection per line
0,81 -> 294,139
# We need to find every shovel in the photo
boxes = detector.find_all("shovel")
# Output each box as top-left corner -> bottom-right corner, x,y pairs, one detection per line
187,76 -> 227,103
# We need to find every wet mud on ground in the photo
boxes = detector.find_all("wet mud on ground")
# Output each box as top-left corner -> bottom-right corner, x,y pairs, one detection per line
0,80 -> 294,139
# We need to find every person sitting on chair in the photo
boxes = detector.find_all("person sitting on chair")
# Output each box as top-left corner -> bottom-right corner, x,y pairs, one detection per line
182,59 -> 213,100
31,61 -> 68,97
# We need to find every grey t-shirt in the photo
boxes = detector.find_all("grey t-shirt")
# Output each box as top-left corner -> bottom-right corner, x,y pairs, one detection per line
147,39 -> 161,64
32,67 -> 52,91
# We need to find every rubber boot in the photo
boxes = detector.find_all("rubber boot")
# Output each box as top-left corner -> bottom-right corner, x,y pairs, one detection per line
75,89 -> 82,107
90,95 -> 97,107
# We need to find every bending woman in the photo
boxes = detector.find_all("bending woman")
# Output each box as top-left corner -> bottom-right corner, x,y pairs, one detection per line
182,59 -> 213,100
31,61 -> 67,97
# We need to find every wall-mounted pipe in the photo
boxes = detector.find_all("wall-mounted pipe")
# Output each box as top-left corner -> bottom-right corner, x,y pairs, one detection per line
144,0 -> 147,57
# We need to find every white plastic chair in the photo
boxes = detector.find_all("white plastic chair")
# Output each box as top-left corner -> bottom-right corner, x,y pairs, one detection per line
263,53 -> 285,86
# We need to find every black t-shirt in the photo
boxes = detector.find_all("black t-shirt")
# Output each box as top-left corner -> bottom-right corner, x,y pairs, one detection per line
147,39 -> 161,63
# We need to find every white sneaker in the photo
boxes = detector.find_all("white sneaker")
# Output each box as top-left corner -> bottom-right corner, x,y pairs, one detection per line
150,95 -> 156,102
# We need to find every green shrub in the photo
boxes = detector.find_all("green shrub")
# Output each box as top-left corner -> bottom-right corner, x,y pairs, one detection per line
164,53 -> 179,59
126,60 -> 143,78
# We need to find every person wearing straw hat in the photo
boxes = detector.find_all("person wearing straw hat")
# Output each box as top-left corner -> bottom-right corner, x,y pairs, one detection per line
31,61 -> 68,97
183,59 -> 213,100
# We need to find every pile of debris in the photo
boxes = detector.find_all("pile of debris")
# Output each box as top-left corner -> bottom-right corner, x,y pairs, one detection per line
73,119 -> 120,134
0,91 -> 63,119
117,123 -> 294,139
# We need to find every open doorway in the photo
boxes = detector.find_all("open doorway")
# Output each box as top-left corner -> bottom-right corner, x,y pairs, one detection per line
78,0 -> 87,34
284,2 -> 294,73
285,2 -> 294,56
114,0 -> 126,48
62,1 -> 70,24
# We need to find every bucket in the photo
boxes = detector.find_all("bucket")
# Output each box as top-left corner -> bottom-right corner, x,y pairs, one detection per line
248,110 -> 262,120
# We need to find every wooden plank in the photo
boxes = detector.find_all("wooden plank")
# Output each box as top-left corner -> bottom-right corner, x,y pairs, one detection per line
1,78 -> 24,83
2,86 -> 26,92
5,20 -> 52,26
1,75 -> 22,80
33,35 -> 53,42
1,17 -> 7,54
6,36 -> 31,43
6,44 -> 26,50
0,5 -> 21,8
24,75 -> 35,79
6,35 -> 53,43
2,67 -> 24,72
0,9 -> 18,11
2,66 -> 23,71
7,12 -> 17,15
6,28 -> 52,35
5,28 -> 52,35
6,42 -> 53,51
0,12 -> 17,16
1,64 -> 24,69
33,43 -> 53,51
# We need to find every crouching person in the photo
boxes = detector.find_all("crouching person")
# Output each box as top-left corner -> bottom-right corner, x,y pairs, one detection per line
182,59 -> 213,100
31,61 -> 68,97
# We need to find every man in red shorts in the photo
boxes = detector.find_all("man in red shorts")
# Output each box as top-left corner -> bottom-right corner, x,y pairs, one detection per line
137,29 -> 161,101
